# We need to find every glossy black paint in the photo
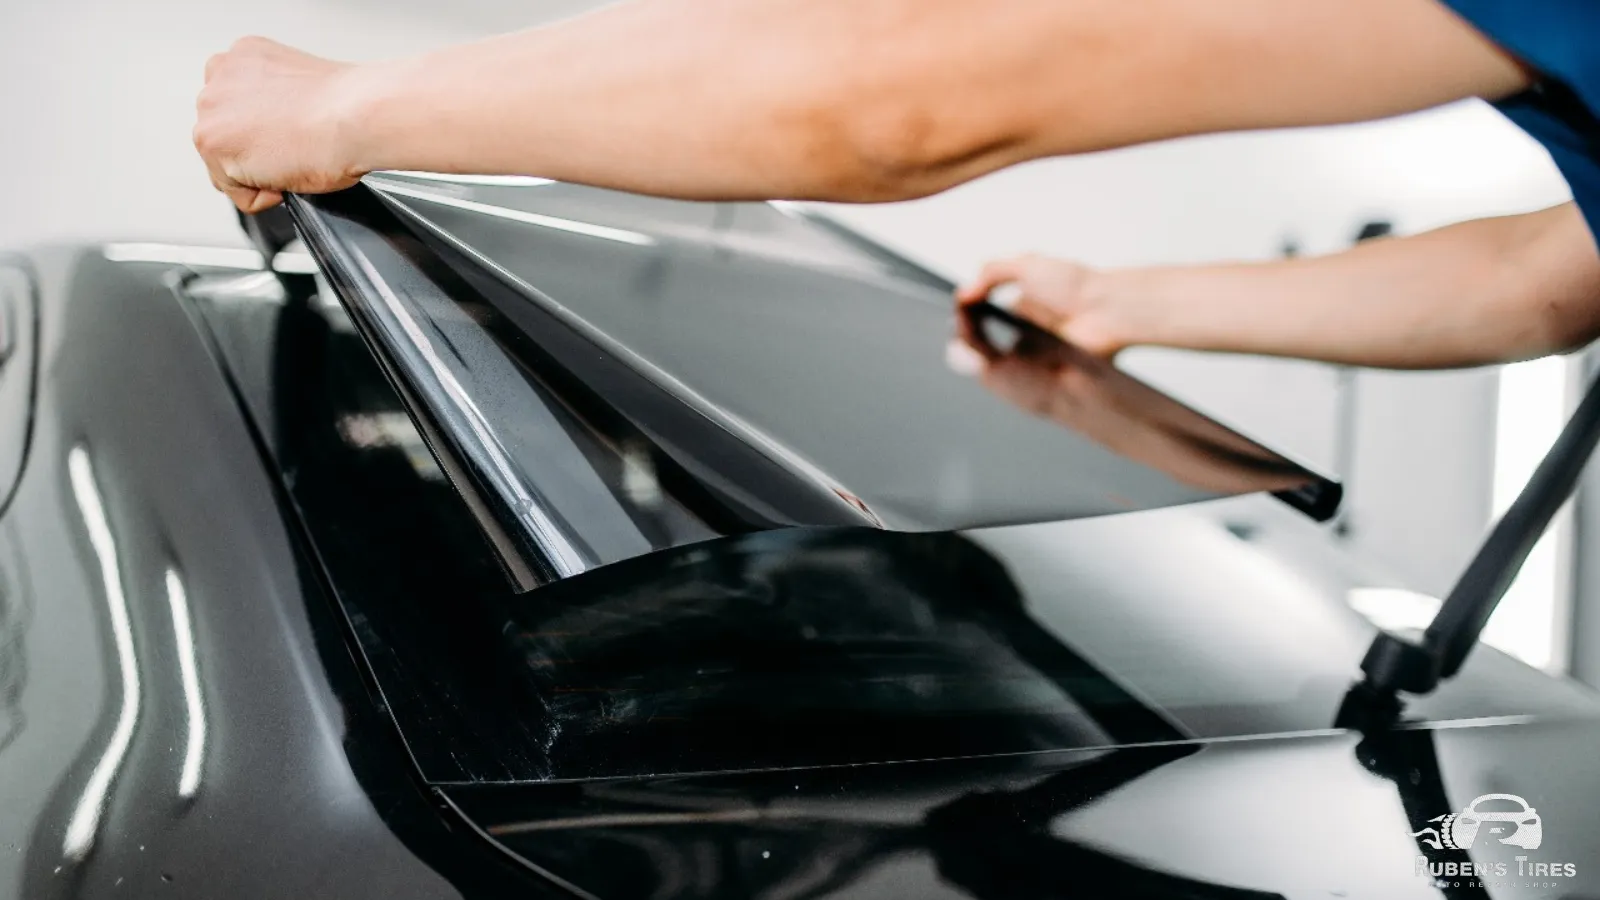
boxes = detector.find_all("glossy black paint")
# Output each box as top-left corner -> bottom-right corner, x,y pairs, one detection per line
447,717 -> 1600,899
0,249 -> 561,898
4,180 -> 1600,900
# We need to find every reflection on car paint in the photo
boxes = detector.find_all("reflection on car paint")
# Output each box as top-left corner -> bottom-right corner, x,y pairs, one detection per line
2,225 -> 1599,897
163,568 -> 205,800
371,180 -> 658,247
62,446 -> 140,863
0,250 -> 496,899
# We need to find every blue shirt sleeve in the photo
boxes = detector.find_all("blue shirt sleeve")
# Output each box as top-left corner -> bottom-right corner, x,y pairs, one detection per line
1441,0 -> 1600,240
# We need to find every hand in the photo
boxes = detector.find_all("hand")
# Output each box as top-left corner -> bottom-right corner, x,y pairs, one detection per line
194,37 -> 369,213
954,255 -> 1128,358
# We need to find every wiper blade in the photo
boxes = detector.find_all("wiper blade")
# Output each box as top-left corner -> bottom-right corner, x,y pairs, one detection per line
1353,364 -> 1600,703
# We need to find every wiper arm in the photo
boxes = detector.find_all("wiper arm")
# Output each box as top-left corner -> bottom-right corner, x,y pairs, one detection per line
1353,365 -> 1600,705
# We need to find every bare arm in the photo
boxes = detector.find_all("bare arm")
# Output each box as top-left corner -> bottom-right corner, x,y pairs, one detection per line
196,0 -> 1528,211
957,203 -> 1600,369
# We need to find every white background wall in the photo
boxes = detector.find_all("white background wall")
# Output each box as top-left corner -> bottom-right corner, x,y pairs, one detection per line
0,0 -> 605,250
0,0 -> 1583,667
822,106 -> 1572,596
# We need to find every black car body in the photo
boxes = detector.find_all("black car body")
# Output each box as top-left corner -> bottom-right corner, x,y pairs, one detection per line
3,174 -> 1600,899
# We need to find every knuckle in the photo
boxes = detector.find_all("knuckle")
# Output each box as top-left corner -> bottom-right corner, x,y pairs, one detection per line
192,122 -> 221,154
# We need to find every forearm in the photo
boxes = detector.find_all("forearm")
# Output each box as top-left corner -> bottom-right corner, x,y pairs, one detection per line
1098,204 -> 1600,369
340,0 -> 996,200
332,0 -> 1527,202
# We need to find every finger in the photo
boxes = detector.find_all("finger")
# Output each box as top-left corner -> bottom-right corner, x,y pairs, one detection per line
230,35 -> 272,53
204,166 -> 236,198
952,305 -> 1003,362
202,159 -> 266,213
224,186 -> 283,214
954,260 -> 1017,305
223,185 -> 264,213
204,52 -> 225,83
944,340 -> 989,377
198,147 -> 282,213
240,189 -> 284,214
955,257 -> 1029,305
1005,292 -> 1070,337
1008,328 -> 1064,371
201,155 -> 243,197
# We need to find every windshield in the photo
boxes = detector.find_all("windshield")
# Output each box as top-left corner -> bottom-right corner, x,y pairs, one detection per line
503,528 -> 1178,779
494,512 -> 1370,780
191,182 -> 1598,785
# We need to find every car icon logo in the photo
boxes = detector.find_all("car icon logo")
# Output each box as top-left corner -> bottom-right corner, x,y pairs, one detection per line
1414,793 -> 1542,851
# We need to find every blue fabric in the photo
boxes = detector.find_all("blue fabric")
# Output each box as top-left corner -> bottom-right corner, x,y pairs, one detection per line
1442,0 -> 1600,239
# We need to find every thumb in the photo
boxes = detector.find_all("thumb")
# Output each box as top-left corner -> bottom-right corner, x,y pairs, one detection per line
955,257 -> 1031,305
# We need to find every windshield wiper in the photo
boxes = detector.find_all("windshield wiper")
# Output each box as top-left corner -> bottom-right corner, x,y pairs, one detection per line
1347,365 -> 1600,712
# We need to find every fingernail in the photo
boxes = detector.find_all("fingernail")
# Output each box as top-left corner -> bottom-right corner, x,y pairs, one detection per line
945,341 -> 987,377
989,283 -> 1023,311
